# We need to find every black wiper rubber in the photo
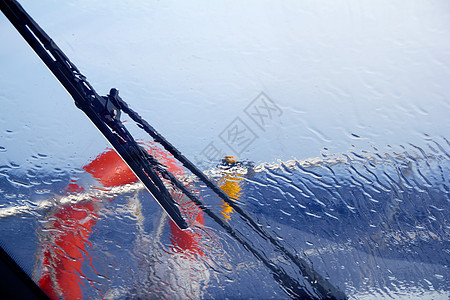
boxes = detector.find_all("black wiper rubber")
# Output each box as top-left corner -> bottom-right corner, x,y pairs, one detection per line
0,0 -> 347,298
0,245 -> 50,300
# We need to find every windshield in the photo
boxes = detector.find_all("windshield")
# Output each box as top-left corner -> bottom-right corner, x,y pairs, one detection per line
0,1 -> 449,299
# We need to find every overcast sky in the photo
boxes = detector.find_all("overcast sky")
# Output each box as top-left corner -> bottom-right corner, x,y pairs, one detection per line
1,0 -> 449,172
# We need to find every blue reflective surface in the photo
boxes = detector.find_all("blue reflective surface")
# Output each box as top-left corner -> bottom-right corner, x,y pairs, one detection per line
1,1 -> 449,298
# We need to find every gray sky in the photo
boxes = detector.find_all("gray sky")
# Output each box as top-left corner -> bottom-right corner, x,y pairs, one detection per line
1,0 -> 449,172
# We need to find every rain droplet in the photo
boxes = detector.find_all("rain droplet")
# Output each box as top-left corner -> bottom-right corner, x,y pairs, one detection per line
434,274 -> 444,280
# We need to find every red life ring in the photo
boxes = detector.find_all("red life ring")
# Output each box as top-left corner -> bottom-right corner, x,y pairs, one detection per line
38,144 -> 204,299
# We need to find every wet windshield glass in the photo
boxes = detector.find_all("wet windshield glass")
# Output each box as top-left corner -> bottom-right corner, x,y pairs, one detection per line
0,1 -> 449,298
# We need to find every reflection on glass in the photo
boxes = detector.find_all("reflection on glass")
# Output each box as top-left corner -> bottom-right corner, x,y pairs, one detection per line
218,156 -> 244,221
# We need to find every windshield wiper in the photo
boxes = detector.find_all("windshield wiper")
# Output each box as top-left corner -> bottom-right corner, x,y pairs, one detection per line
0,0 -> 347,298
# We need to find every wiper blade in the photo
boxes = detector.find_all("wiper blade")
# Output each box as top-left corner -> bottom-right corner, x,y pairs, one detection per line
0,0 -> 188,229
